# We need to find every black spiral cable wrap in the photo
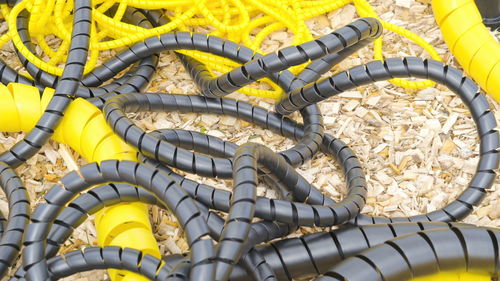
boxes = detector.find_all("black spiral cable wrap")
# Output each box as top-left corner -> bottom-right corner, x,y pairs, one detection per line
0,0 -> 91,279
21,160 -> 218,281
0,2 -> 497,279
275,57 -> 500,224
0,163 -> 30,278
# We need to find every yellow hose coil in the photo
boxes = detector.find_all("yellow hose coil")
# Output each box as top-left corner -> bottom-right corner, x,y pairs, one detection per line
0,82 -> 493,281
0,83 -> 157,281
0,0 -> 443,99
432,0 -> 500,102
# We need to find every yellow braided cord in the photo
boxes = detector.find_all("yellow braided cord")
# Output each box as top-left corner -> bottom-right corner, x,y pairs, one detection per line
0,0 -> 443,98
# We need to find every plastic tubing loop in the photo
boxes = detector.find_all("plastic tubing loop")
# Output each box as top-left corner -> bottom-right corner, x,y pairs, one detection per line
106,90 -> 365,226
102,92 -> 319,178
136,125 -> 366,227
97,18 -> 380,190
432,0 -> 500,102
0,0 -> 444,98
276,57 -> 500,223
21,160 -> 216,281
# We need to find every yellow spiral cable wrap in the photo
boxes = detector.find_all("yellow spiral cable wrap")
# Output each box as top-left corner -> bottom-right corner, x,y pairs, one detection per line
0,0 -> 443,99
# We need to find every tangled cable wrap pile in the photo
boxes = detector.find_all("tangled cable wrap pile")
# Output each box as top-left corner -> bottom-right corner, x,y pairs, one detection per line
0,0 -> 497,281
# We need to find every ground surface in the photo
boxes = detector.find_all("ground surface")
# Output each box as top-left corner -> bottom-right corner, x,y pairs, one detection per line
0,0 -> 499,280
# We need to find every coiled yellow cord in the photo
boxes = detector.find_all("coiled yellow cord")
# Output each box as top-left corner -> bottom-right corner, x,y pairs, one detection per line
0,0 -> 442,99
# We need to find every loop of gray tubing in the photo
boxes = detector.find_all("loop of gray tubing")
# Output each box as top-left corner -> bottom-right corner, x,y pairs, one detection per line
94,18 -> 383,178
93,18 -> 382,186
275,57 -> 500,224
138,127 -> 366,227
22,160 -> 215,281
92,16 -> 378,180
102,92 -> 324,177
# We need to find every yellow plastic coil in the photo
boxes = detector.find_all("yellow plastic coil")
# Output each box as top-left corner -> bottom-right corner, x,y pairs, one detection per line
0,0 -> 443,99
432,0 -> 500,102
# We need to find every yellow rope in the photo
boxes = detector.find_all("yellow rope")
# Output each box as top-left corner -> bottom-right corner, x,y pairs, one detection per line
0,0 -> 443,99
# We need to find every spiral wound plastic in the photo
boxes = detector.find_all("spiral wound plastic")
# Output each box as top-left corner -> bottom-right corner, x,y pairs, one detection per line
432,0 -> 500,102
0,1 -> 497,280
0,0 -> 443,99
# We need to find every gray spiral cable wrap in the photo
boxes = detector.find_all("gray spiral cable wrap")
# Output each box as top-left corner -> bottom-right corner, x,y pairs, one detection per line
0,1 -> 91,279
